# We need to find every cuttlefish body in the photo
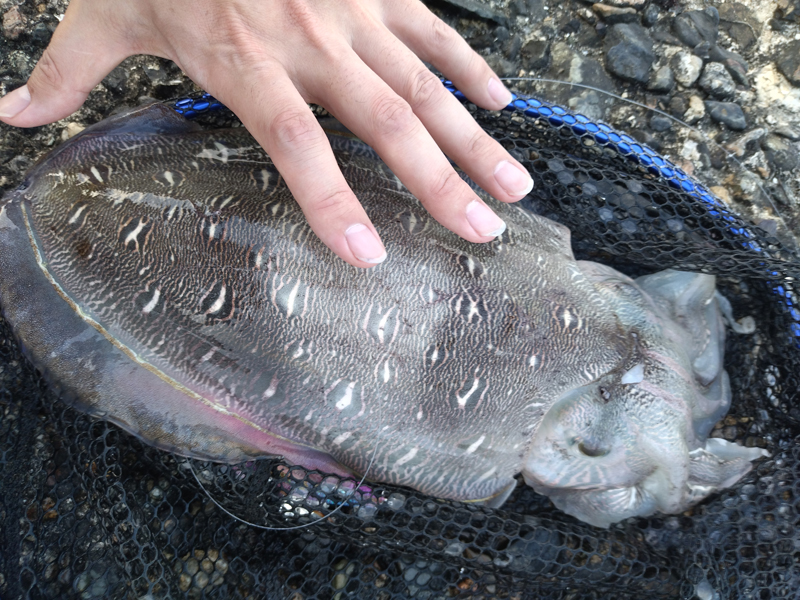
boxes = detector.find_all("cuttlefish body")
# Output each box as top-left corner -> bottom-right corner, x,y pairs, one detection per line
0,104 -> 765,526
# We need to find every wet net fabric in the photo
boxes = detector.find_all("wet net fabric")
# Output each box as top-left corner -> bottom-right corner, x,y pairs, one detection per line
1,89 -> 798,599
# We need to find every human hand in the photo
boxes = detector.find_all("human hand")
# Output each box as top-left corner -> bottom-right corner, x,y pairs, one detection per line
0,0 -> 533,267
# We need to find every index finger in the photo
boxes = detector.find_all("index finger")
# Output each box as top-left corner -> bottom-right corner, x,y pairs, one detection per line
212,63 -> 387,268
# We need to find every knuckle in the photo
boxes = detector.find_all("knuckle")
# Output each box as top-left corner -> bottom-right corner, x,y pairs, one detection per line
462,49 -> 485,76
464,128 -> 497,160
370,95 -> 416,140
309,187 -> 356,217
429,168 -> 466,204
282,0 -> 328,50
32,48 -> 66,91
195,9 -> 264,70
428,17 -> 457,52
406,69 -> 444,111
283,0 -> 315,27
269,109 -> 321,148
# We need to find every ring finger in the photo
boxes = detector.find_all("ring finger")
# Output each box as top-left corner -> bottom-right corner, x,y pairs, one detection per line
353,19 -> 533,203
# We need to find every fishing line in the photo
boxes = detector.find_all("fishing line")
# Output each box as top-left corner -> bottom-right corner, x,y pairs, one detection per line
186,414 -> 386,531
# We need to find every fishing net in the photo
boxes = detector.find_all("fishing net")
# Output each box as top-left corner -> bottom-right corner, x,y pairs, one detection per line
1,86 -> 798,600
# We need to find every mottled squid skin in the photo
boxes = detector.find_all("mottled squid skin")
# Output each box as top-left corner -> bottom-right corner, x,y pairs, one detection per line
0,104 -> 763,524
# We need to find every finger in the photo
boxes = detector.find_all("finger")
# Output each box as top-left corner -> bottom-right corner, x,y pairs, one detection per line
353,23 -> 533,203
0,0 -> 130,127
311,48 -> 507,244
383,2 -> 514,111
209,64 -> 386,268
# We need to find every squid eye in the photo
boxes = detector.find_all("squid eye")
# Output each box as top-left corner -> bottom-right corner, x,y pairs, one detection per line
578,441 -> 610,458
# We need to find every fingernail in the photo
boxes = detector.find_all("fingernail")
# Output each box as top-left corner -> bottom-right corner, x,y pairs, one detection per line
487,77 -> 512,107
345,224 -> 387,264
466,200 -> 506,238
494,160 -> 534,197
0,85 -> 31,119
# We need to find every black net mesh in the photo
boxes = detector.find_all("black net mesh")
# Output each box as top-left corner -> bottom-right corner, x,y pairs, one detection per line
1,90 -> 798,600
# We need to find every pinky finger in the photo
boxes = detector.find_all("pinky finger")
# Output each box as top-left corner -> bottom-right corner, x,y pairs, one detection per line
383,2 -> 513,111
211,65 -> 387,268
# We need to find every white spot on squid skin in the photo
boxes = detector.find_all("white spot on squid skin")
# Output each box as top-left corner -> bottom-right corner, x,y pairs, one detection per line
382,360 -> 391,383
621,362 -> 645,384
465,435 -> 486,454
529,354 -> 538,368
285,279 -> 301,318
124,219 -> 147,247
332,431 -> 352,446
208,285 -> 227,314
429,346 -> 439,364
68,204 -> 86,225
466,297 -> 481,321
291,341 -> 305,359
335,381 -> 356,411
395,447 -> 418,466
46,170 -> 66,185
475,466 -> 497,483
562,308 -> 572,328
417,409 -> 423,420
90,166 -> 104,183
207,221 -> 217,239
361,304 -> 373,332
263,376 -> 279,399
200,349 -> 215,363
304,410 -> 314,422
255,247 -> 264,269
377,307 -> 394,344
259,169 -> 270,191
163,171 -> 174,186
197,141 -> 234,163
142,288 -> 161,314
457,377 -> 481,407
106,189 -> 126,206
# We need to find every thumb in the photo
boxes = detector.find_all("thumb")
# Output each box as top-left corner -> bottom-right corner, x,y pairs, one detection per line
0,2 -> 129,127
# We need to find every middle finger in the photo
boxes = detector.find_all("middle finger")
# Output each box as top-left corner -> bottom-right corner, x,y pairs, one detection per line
313,46 -> 508,243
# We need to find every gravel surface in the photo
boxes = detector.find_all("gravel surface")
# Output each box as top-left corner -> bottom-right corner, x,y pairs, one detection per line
0,0 -> 798,235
